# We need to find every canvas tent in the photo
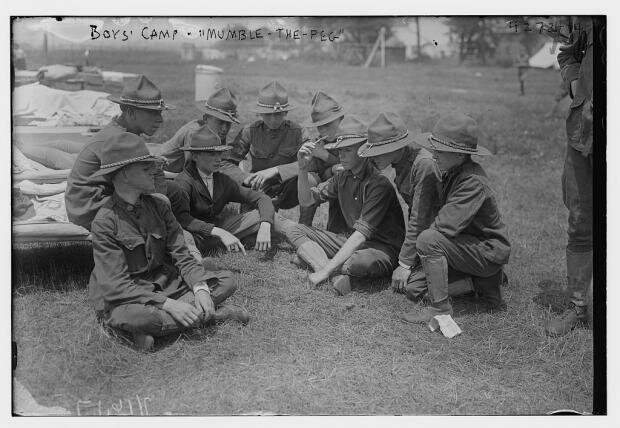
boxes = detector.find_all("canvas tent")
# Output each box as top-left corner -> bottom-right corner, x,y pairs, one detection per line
528,42 -> 562,70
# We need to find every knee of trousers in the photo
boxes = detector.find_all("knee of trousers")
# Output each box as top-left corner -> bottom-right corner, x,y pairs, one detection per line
211,270 -> 237,293
416,229 -> 446,257
341,250 -> 393,278
106,305 -> 164,336
287,224 -> 313,248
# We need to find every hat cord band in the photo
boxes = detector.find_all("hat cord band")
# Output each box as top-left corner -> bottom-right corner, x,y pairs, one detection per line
100,154 -> 153,169
336,133 -> 366,142
205,103 -> 237,120
430,135 -> 477,152
257,101 -> 289,111
368,130 -> 409,147
120,97 -> 164,105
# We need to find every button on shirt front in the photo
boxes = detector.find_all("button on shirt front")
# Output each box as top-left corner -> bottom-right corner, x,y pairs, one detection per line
198,170 -> 214,197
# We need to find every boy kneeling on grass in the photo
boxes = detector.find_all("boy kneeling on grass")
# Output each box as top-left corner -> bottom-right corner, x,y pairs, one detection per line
278,116 -> 405,295
401,113 -> 511,337
88,135 -> 248,352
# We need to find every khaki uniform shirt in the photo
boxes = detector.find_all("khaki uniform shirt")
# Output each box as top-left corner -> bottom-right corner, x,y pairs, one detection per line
88,193 -> 216,313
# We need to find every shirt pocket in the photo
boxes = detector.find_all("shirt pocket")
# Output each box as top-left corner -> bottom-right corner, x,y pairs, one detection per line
277,136 -> 301,161
249,144 -> 275,160
145,231 -> 166,268
118,234 -> 148,274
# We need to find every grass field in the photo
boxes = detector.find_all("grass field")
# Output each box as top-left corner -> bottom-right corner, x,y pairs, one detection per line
12,49 -> 592,415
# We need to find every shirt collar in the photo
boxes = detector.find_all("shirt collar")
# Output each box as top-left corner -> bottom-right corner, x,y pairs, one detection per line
112,192 -> 142,215
347,159 -> 373,180
442,158 -> 471,181
393,145 -> 414,175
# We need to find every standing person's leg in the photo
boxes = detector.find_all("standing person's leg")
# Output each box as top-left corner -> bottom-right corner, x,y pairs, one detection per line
546,148 -> 593,336
403,229 -> 503,323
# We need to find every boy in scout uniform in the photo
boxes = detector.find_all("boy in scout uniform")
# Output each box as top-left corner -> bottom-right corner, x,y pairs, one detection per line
155,87 -> 240,173
278,116 -> 405,295
401,113 -> 511,328
88,136 -> 248,351
220,81 -> 314,222
298,91 -> 346,227
167,125 -> 276,255
66,75 -> 171,230
358,112 -> 476,301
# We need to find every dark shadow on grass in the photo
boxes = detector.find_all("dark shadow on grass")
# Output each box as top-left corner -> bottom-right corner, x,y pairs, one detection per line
532,279 -> 571,314
12,242 -> 93,294
347,277 -> 391,295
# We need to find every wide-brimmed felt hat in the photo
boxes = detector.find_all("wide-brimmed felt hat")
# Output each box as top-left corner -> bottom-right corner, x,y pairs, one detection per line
251,81 -> 295,114
413,112 -> 491,156
357,112 -> 415,158
324,116 -> 367,150
108,75 -> 175,111
301,91 -> 346,127
92,133 -> 157,177
180,124 -> 232,152
197,87 -> 240,124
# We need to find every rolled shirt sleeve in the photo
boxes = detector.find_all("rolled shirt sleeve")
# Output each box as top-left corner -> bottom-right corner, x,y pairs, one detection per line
276,161 -> 300,183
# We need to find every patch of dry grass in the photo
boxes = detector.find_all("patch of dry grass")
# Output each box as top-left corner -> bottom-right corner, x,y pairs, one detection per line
12,49 -> 592,415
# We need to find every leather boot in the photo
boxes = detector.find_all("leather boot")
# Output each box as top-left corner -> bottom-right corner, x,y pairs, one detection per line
290,254 -> 307,269
214,304 -> 250,325
332,275 -> 351,296
401,300 -> 452,324
545,250 -> 592,336
563,250 -> 593,294
472,269 -> 507,311
401,255 -> 452,323
132,332 -> 154,352
296,241 -> 329,272
298,204 -> 318,227
449,276 -> 474,296
421,255 -> 450,305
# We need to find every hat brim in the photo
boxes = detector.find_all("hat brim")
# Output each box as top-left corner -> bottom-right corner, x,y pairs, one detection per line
413,132 -> 492,156
91,156 -> 157,178
357,134 -> 414,158
324,137 -> 367,150
301,110 -> 346,128
180,145 -> 232,152
196,102 -> 240,124
251,105 -> 296,114
108,95 -> 175,111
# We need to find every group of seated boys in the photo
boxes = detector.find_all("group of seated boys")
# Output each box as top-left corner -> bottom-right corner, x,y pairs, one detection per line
65,75 -> 511,350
